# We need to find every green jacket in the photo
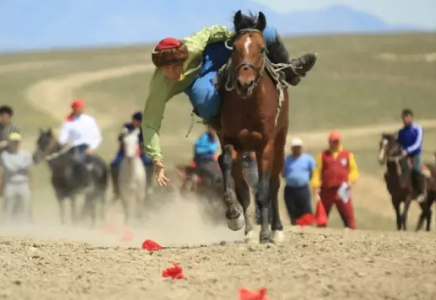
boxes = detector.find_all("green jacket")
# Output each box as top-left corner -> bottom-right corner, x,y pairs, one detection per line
142,25 -> 234,162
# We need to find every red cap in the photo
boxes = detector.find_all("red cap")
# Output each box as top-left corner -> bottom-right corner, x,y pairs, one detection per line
328,131 -> 341,141
71,99 -> 85,109
155,38 -> 181,51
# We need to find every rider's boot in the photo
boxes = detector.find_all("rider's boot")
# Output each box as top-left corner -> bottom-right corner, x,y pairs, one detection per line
110,165 -> 120,200
267,37 -> 318,86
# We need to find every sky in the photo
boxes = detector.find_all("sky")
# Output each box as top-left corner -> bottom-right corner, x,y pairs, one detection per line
0,0 -> 435,52
254,0 -> 436,29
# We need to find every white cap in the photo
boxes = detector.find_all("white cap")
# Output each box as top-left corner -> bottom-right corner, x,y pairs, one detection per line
291,138 -> 303,147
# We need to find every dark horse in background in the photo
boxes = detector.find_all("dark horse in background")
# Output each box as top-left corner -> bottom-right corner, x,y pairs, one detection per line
33,128 -> 108,227
378,133 -> 436,231
216,11 -> 289,243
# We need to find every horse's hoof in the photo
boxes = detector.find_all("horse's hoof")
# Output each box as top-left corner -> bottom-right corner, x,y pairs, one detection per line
272,230 -> 285,244
227,213 -> 244,231
244,230 -> 257,244
260,231 -> 273,244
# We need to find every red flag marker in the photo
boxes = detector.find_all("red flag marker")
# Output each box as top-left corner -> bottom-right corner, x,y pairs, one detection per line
315,200 -> 328,227
121,229 -> 133,242
239,287 -> 271,300
295,213 -> 315,226
142,239 -> 163,251
162,262 -> 185,279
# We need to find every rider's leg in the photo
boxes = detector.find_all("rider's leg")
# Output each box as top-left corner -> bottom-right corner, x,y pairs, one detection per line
263,27 -> 318,86
185,42 -> 232,132
411,154 -> 426,202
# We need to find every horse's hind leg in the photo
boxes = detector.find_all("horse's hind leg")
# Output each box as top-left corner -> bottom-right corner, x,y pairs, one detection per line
70,195 -> 78,225
233,160 -> 254,243
220,144 -> 243,231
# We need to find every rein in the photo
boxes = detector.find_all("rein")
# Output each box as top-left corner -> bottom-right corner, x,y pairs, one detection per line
44,145 -> 72,161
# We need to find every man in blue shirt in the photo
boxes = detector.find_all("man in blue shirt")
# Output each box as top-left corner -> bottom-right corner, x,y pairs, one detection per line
193,126 -> 222,186
397,108 -> 425,201
282,138 -> 316,224
110,111 -> 153,199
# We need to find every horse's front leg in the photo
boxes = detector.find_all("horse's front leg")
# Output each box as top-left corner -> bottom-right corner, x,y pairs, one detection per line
402,197 -> 412,231
256,142 -> 274,244
55,191 -> 66,225
233,159 -> 255,243
220,144 -> 243,231
392,197 -> 401,230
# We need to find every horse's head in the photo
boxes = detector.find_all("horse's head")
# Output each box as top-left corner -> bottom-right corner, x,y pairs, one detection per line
33,128 -> 56,164
229,10 -> 267,98
378,132 -> 400,165
121,128 -> 140,159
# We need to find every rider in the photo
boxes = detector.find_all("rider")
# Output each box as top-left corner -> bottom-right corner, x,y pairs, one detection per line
110,111 -> 153,198
142,18 -> 318,186
58,99 -> 102,191
397,108 -> 425,201
193,125 -> 221,185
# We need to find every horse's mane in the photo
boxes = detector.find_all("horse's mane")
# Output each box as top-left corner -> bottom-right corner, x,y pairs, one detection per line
234,11 -> 258,31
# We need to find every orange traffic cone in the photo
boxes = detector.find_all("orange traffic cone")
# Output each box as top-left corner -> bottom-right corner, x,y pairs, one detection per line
315,200 -> 327,227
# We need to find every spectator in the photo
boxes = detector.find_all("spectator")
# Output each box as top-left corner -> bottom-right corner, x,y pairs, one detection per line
0,105 -> 19,153
311,131 -> 359,229
282,138 -> 315,225
0,132 -> 33,223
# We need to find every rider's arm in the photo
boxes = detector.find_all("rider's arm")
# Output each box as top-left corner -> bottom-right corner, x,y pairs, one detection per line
142,70 -> 174,162
310,153 -> 323,189
406,124 -> 423,154
58,122 -> 70,146
182,25 -> 234,52
348,152 -> 359,184
87,116 -> 102,150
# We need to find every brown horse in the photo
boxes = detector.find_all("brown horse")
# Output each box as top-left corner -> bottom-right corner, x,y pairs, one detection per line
216,11 -> 289,243
378,133 -> 436,231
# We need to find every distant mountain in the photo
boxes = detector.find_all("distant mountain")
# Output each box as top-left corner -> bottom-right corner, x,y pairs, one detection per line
0,1 -> 422,52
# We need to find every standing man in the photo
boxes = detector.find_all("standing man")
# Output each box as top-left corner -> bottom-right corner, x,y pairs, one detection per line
282,138 -> 316,225
58,99 -> 102,191
0,132 -> 33,223
311,131 -> 359,229
397,108 -> 425,201
0,105 -> 19,153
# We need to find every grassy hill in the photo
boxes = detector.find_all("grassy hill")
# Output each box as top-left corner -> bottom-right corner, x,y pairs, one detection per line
1,32 -> 435,230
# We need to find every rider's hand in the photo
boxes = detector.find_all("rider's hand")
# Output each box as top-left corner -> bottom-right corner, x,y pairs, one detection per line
401,150 -> 408,157
0,141 -> 8,148
312,188 -> 320,199
154,161 -> 169,186
85,148 -> 94,155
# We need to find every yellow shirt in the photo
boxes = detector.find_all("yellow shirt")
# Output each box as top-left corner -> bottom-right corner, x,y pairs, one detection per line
310,146 -> 359,189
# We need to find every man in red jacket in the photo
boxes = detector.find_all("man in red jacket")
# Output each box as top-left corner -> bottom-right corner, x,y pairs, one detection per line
311,131 -> 359,229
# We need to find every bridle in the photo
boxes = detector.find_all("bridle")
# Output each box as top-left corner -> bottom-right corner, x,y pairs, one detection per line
225,29 -> 267,90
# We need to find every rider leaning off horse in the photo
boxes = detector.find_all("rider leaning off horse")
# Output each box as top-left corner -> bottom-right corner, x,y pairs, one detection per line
58,99 -> 102,191
142,22 -> 318,185
109,111 -> 153,198
397,108 -> 425,200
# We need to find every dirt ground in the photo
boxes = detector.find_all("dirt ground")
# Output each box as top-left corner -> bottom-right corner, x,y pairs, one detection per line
1,189 -> 436,300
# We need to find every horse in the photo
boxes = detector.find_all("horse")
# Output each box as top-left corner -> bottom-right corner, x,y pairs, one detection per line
33,128 -> 108,227
118,127 -> 146,225
378,132 -> 436,231
216,11 -> 289,243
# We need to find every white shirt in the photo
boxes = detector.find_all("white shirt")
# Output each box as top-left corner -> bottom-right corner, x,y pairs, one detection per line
58,114 -> 102,150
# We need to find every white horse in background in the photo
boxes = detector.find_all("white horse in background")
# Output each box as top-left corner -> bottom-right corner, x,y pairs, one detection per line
119,127 -> 146,225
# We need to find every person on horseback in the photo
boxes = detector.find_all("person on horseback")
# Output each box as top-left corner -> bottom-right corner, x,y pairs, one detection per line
110,111 -> 153,199
192,125 -> 221,186
397,108 -> 425,201
58,99 -> 102,191
142,16 -> 318,186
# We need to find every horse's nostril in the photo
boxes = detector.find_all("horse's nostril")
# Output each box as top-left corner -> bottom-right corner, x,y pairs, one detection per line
243,66 -> 249,71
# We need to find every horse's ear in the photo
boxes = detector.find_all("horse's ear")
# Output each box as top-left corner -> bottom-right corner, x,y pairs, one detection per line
257,11 -> 267,32
234,10 -> 243,32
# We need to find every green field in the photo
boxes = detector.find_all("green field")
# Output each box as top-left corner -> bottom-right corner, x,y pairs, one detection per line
1,32 -> 436,230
